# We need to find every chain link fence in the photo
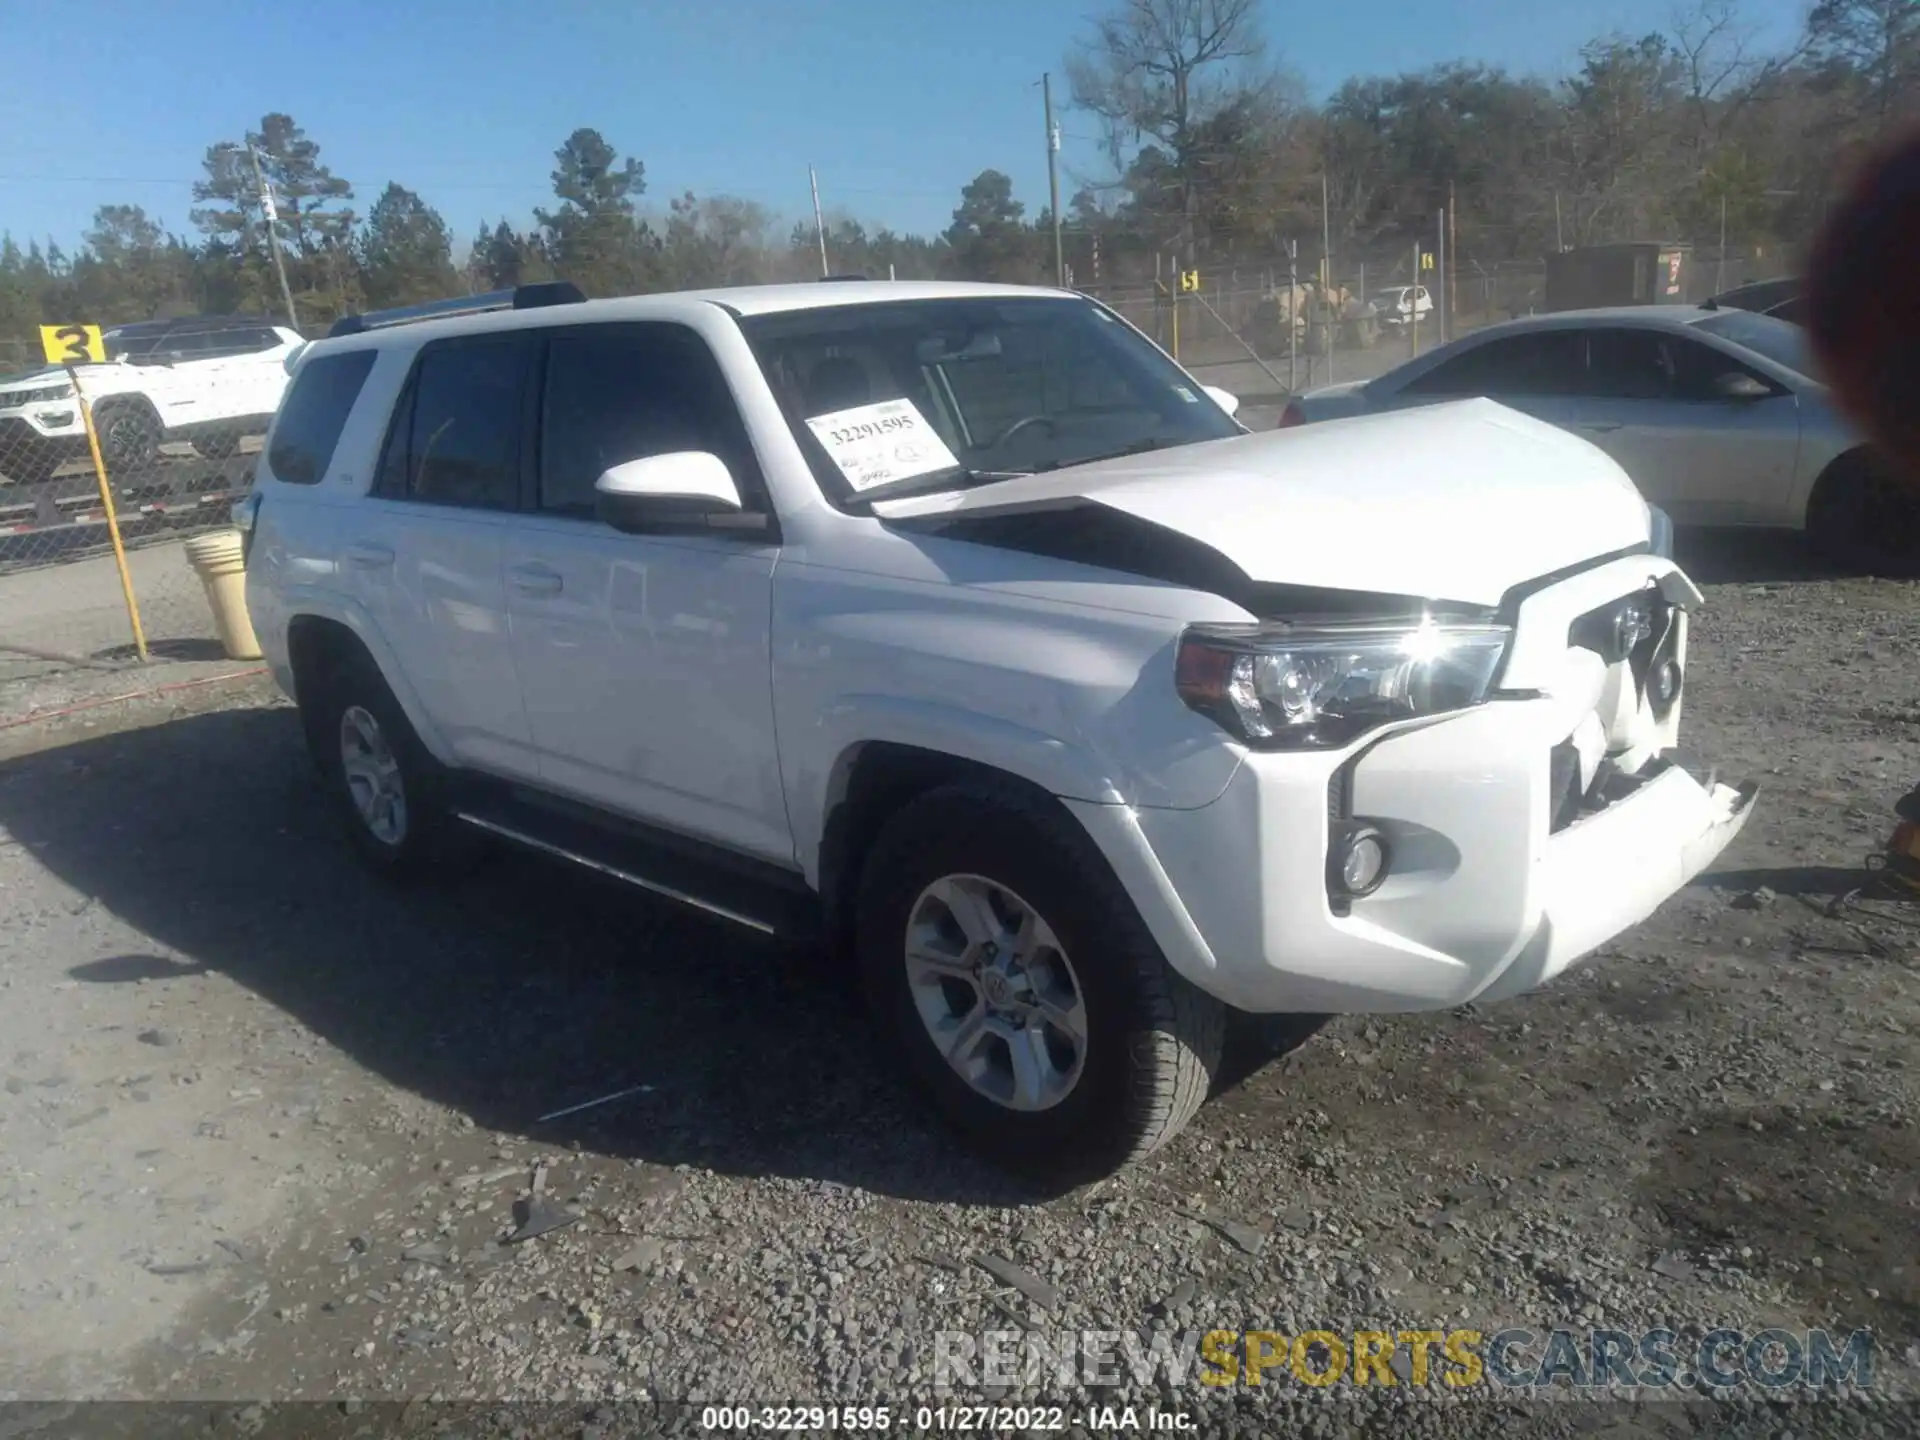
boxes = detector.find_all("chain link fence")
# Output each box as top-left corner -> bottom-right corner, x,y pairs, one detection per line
0,361 -> 263,724
1080,243 -> 1797,408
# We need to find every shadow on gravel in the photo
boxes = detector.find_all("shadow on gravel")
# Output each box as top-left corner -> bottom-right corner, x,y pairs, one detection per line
1693,865 -> 1873,904
1637,1106 -> 1920,1337
69,953 -> 211,984
0,706 -> 1050,1207
1670,528 -> 1847,586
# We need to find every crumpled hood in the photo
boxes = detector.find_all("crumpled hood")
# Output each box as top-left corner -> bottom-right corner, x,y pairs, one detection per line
877,397 -> 1653,608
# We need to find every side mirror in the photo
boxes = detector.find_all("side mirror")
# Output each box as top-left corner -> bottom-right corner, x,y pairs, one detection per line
594,452 -> 743,532
1712,371 -> 1772,401
1200,384 -> 1241,417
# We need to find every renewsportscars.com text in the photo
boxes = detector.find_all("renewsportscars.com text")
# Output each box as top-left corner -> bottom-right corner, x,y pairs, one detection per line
932,1326 -> 1875,1393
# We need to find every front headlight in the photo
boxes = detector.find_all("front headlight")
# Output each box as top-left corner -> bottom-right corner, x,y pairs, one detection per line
1,382 -> 73,407
1175,617 -> 1511,749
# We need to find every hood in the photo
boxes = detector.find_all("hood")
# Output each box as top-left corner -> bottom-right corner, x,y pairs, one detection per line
877,398 -> 1651,609
0,365 -> 66,391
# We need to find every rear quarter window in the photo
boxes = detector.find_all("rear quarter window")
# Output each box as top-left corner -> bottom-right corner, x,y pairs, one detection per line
267,350 -> 378,485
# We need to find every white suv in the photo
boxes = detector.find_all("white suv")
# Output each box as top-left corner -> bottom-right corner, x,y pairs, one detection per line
244,280 -> 1755,1179
0,316 -> 303,483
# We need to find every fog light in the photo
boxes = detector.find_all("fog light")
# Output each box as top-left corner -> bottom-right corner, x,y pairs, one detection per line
1330,824 -> 1390,898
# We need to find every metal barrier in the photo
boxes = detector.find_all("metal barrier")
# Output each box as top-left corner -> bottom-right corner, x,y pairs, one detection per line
0,362 -> 263,725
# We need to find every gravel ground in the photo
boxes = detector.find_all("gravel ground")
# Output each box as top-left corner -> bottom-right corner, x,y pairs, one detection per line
0,532 -> 1916,1438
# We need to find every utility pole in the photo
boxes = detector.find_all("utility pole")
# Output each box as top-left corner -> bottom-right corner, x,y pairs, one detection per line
1717,192 -> 1728,295
1410,239 -> 1422,359
1437,209 -> 1447,344
246,144 -> 299,329
809,165 -> 829,277
1043,73 -> 1065,287
1447,180 -> 1457,339
1287,239 -> 1298,395
1321,173 -> 1335,383
1554,191 -> 1564,252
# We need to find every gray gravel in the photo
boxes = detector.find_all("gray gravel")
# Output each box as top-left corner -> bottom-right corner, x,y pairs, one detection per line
0,531 -> 1915,1436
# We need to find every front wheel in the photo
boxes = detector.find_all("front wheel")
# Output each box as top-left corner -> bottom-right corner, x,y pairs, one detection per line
96,404 -> 162,474
855,783 -> 1223,1182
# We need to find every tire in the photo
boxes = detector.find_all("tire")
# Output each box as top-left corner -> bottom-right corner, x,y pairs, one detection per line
1807,449 -> 1920,576
95,403 -> 161,475
300,648 -> 479,879
191,431 -> 241,460
854,782 -> 1223,1183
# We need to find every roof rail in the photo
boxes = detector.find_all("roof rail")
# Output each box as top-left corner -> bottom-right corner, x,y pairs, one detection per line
818,273 -> 869,282
326,281 -> 586,339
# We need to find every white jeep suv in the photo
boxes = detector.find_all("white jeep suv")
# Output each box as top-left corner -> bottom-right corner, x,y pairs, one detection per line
0,316 -> 303,483
243,279 -> 1755,1179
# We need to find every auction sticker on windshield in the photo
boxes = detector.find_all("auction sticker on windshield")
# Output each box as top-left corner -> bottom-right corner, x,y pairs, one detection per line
805,398 -> 960,492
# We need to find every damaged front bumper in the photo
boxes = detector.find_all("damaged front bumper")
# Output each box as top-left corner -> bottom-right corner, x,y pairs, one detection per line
1065,556 -> 1758,1015
1068,709 -> 1755,1014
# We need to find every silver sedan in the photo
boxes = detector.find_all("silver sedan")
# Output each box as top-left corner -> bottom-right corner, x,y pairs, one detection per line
1286,305 -> 1912,571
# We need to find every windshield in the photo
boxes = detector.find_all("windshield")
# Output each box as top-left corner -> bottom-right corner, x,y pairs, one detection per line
740,296 -> 1242,506
1695,310 -> 1810,377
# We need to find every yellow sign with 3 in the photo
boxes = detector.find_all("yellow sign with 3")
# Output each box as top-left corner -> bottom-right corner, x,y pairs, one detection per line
39,323 -> 105,365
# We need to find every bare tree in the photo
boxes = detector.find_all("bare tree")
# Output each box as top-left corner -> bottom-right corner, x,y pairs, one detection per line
1066,0 -> 1268,258
1807,0 -> 1920,132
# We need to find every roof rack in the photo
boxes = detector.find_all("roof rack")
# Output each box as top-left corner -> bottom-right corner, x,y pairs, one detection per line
327,281 -> 586,339
818,273 -> 869,282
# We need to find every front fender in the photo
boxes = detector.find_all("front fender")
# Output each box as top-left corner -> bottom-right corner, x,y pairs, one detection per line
791,694 -> 1133,885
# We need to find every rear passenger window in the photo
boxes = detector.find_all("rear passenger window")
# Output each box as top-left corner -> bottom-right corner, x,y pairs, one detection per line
1400,332 -> 1586,399
385,337 -> 530,510
267,350 -> 377,485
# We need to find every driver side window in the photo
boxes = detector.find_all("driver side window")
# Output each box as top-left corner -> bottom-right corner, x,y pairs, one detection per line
1667,336 -> 1779,403
538,324 -> 766,518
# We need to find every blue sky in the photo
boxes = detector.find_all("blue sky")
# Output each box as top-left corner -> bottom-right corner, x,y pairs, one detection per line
1,0 -> 1808,255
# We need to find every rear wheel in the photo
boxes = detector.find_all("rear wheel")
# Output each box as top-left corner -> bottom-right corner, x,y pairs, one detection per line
855,783 -> 1223,1182
300,648 -> 479,879
1807,449 -> 1920,576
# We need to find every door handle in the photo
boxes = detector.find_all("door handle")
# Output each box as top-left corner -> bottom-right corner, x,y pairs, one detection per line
507,562 -> 564,599
345,542 -> 394,570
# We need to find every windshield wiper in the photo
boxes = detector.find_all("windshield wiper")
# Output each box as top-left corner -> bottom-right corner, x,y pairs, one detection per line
841,466 -> 1030,509
1030,436 -> 1175,473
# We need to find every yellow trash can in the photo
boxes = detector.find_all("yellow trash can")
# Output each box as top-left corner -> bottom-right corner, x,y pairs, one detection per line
182,528 -> 262,660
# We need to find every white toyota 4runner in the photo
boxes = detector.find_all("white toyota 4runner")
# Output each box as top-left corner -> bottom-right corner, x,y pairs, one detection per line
244,279 -> 1755,1180
0,316 -> 303,483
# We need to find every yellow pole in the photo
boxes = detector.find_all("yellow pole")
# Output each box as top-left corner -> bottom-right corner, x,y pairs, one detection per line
68,364 -> 148,662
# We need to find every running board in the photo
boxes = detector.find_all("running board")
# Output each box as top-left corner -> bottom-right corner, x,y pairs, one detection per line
451,793 -> 816,939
